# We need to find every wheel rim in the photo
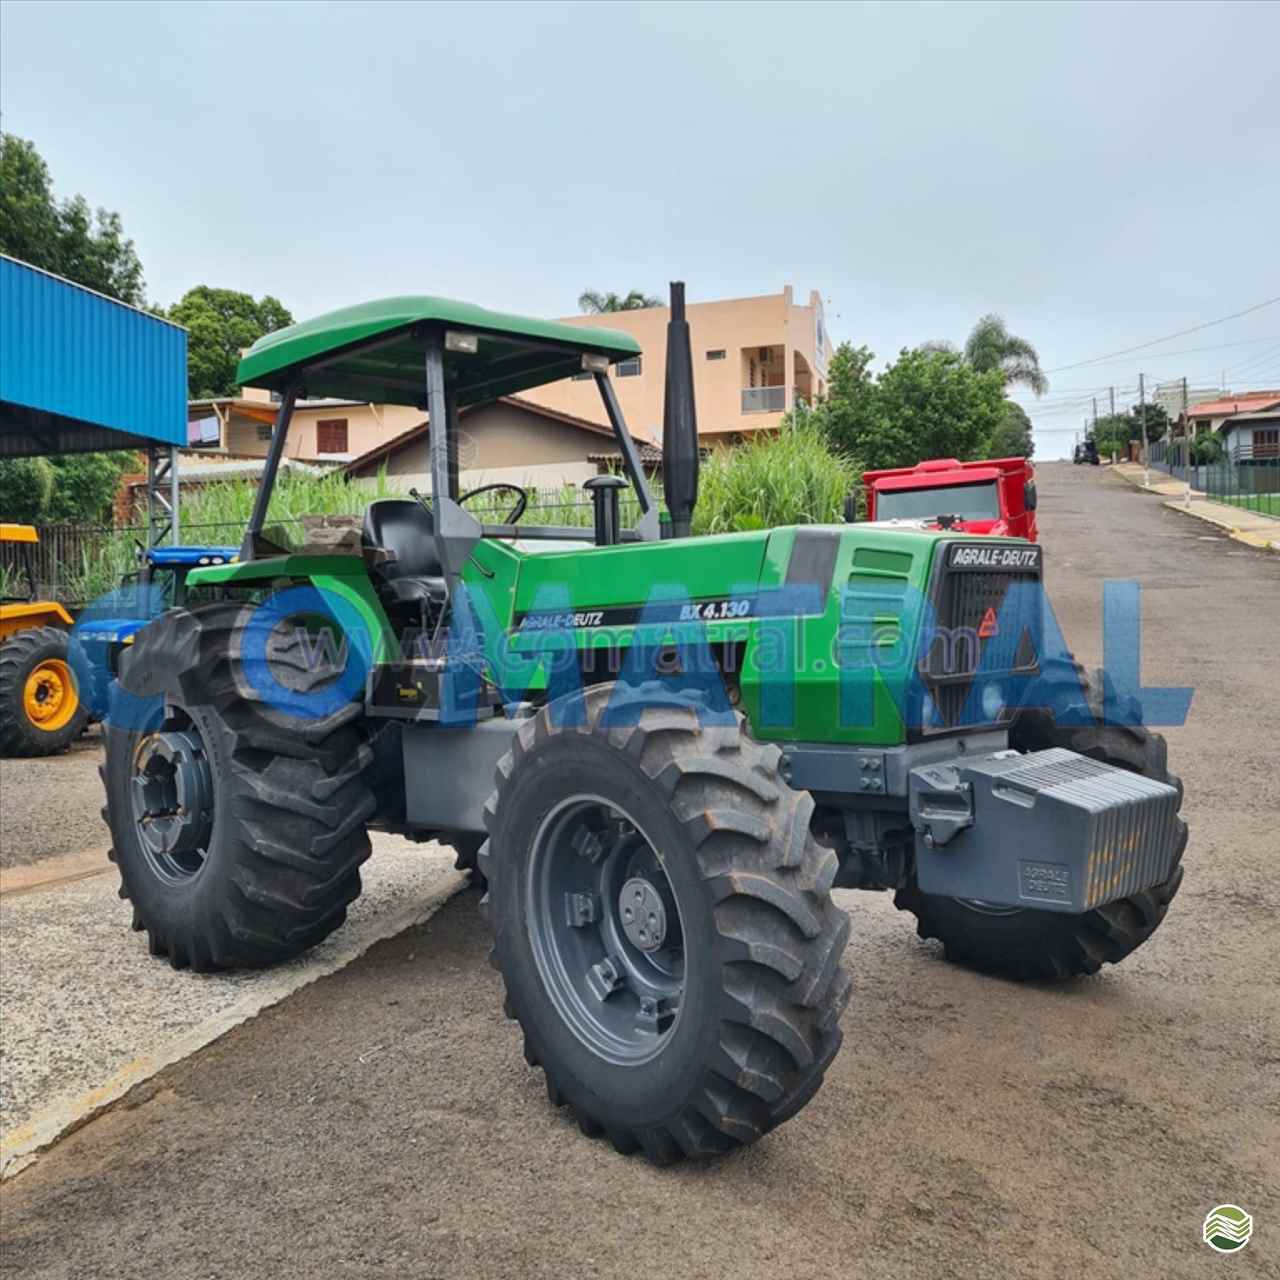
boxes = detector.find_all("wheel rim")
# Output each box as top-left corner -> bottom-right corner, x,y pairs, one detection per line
525,796 -> 686,1066
23,659 -> 77,733
129,718 -> 214,884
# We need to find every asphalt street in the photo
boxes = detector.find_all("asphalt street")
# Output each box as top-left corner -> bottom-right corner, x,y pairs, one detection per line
2,464 -> 1277,1279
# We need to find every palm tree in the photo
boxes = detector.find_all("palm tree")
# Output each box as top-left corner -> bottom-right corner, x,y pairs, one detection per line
577,289 -> 662,314
961,314 -> 1049,396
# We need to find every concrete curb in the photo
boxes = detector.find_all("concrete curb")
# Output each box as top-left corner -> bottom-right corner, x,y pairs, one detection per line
0,849 -> 114,899
1161,499 -> 1279,551
1108,463 -> 1278,551
0,871 -> 469,1180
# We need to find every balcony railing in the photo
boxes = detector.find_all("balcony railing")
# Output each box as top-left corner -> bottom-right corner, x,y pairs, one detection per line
741,386 -> 788,414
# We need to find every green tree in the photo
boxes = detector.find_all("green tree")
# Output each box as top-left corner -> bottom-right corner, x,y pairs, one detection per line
961,314 -> 1049,395
0,451 -> 136,525
868,348 -> 1006,470
1090,413 -> 1131,460
46,452 -> 139,523
1128,400 -> 1170,444
0,133 -> 145,305
804,342 -> 1007,472
1190,433 -> 1223,465
0,457 -> 55,525
577,289 -> 662,314
166,286 -> 294,398
988,399 -> 1035,458
801,342 -> 878,460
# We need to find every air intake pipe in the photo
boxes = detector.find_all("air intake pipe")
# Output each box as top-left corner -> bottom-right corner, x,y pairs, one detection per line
662,281 -> 699,538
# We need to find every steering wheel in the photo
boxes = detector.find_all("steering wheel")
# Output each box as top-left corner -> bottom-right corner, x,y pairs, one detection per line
460,483 -> 529,525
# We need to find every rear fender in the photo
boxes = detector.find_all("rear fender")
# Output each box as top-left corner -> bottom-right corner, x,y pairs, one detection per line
0,601 -> 74,640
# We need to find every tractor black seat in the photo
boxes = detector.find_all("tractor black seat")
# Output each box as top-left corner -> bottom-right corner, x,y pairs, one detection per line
361,499 -> 447,604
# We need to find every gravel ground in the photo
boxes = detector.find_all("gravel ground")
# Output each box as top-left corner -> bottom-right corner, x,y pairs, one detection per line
2,464 -> 1277,1279
0,726 -> 108,868
0,836 -> 461,1145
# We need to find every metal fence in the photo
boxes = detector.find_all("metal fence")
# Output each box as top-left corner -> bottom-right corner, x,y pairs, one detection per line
1148,442 -> 1279,519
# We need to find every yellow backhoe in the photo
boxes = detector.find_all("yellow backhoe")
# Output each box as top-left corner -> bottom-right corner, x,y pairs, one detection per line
0,523 -> 87,755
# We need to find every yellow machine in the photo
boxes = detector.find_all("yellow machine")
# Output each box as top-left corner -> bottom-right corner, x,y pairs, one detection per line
0,523 -> 87,755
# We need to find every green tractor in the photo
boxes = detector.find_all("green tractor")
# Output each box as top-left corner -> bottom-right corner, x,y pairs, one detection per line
101,286 -> 1186,1163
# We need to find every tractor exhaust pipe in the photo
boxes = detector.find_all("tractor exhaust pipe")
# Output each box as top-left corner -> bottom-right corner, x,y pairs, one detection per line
662,281 -> 699,538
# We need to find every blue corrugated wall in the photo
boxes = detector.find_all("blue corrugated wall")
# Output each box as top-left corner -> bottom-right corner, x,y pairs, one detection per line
0,255 -> 187,448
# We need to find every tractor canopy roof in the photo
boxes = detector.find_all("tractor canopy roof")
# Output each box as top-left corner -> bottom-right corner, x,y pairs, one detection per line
237,295 -> 642,407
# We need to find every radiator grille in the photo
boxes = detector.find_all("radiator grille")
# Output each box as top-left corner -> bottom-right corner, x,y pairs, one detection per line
920,545 -> 1041,730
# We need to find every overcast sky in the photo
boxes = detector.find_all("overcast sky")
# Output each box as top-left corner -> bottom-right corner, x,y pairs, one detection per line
3,0 -> 1278,457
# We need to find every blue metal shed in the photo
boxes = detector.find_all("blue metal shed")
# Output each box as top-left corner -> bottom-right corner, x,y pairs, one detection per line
0,255 -> 187,458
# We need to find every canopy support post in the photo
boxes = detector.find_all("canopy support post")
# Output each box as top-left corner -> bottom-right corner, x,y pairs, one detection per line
426,341 -> 480,599
595,373 -> 659,542
241,385 -> 298,560
146,444 -> 180,551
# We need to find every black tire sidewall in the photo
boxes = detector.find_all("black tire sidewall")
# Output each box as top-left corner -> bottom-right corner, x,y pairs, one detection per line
491,729 -> 723,1128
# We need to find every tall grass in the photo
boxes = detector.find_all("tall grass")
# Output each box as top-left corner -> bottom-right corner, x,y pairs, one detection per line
692,419 -> 859,534
181,468 -> 401,528
20,427 -> 858,604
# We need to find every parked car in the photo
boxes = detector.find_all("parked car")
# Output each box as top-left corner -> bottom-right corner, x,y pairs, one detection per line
1074,440 -> 1100,465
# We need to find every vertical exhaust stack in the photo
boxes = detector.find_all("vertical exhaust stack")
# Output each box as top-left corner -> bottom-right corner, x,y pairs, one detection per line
662,281 -> 699,538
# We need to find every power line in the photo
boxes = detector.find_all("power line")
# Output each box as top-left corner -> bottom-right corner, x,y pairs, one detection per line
1043,294 -> 1280,373
1221,342 -> 1280,380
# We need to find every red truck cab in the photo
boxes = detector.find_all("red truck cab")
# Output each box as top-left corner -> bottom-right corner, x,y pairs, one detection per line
861,456 -> 1038,540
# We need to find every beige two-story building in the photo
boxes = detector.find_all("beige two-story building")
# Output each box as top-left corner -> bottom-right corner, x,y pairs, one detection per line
520,285 -> 830,442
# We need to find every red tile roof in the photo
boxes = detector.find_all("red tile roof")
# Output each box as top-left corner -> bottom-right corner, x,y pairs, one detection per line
1187,391 -> 1280,418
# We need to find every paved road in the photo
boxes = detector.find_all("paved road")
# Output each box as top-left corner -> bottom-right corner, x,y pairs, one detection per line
3,465 -> 1277,1279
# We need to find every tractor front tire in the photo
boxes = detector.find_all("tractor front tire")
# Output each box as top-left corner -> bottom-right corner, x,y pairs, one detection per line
480,684 -> 851,1163
894,661 -> 1187,980
0,625 -> 88,756
101,604 -> 374,971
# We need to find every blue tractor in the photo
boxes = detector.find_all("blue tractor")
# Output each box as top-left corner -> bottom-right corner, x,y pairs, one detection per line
73,545 -> 239,718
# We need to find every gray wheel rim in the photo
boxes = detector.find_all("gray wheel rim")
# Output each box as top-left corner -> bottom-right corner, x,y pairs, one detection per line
129,718 -> 214,885
525,795 -> 686,1066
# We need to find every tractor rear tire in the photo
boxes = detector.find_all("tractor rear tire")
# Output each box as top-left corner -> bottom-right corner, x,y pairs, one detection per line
101,603 -> 374,971
894,660 -> 1187,980
479,684 -> 851,1163
0,625 -> 88,756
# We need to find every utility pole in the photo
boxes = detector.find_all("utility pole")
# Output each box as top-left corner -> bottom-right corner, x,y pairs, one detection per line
1140,372 -> 1149,487
1092,396 -> 1098,432
1183,375 -> 1192,507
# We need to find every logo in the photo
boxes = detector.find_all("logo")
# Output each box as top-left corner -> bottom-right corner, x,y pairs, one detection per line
947,542 -> 1041,571
978,607 -> 999,639
1203,1204 -> 1253,1253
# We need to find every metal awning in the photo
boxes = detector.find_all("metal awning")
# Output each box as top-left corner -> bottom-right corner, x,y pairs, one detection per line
0,256 -> 188,458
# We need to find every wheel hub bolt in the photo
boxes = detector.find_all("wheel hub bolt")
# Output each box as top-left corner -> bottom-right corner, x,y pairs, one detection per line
619,877 -> 667,952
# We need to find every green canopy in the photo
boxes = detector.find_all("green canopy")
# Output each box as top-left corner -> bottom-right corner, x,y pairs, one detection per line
237,295 -> 641,407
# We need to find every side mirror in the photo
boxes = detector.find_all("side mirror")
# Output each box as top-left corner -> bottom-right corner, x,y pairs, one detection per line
843,493 -> 859,523
1024,481 -> 1038,511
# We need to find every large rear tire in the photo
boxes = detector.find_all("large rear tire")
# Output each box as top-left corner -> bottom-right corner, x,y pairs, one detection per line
0,625 -> 88,756
101,603 -> 374,970
894,661 -> 1187,980
480,684 -> 850,1163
